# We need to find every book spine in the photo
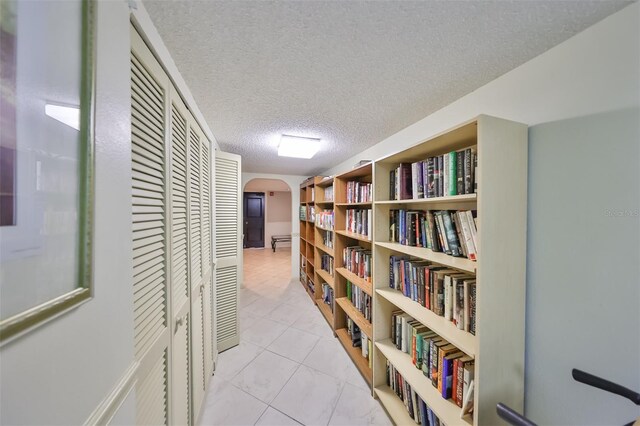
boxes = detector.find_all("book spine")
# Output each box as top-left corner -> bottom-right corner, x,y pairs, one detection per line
464,147 -> 472,194
442,211 -> 461,256
443,154 -> 449,199
456,150 -> 464,196
449,151 -> 457,196
438,155 -> 444,197
472,148 -> 478,194
427,158 -> 435,198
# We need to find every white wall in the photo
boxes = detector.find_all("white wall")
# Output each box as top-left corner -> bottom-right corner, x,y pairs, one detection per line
0,1 -> 135,424
242,173 -> 308,279
323,4 -> 640,424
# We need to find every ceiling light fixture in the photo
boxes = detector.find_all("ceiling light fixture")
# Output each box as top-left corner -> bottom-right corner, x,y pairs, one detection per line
278,134 -> 320,159
45,104 -> 80,131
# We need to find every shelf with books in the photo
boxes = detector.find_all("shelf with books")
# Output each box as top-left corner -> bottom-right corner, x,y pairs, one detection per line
335,267 -> 372,296
372,116 -> 527,426
334,230 -> 372,243
376,338 -> 473,426
336,297 -> 372,338
373,386 -> 415,425
299,177 -> 321,296
315,241 -> 334,257
316,268 -> 334,288
317,297 -> 334,326
375,241 -> 476,274
331,162 -> 375,388
336,328 -> 373,387
376,288 -> 476,358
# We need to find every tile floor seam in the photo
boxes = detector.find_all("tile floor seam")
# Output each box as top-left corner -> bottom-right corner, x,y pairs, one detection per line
326,379 -> 348,426
264,361 -> 304,422
264,406 -> 302,426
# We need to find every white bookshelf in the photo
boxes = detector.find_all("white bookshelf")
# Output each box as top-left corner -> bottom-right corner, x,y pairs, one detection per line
372,115 -> 528,425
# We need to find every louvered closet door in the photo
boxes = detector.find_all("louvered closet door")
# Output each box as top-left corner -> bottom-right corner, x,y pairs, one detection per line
131,27 -> 170,426
169,87 -> 191,426
200,136 -> 215,379
215,151 -> 242,352
188,119 -> 207,421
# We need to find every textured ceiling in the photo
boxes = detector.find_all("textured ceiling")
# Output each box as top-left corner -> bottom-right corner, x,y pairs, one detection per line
144,0 -> 630,175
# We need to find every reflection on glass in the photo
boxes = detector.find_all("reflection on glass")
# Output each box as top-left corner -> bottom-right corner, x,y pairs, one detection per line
0,0 -> 85,322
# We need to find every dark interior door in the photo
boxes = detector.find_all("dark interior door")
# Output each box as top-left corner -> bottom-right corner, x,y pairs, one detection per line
243,192 -> 265,248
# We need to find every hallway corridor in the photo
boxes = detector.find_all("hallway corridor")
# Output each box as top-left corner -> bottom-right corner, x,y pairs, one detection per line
198,247 -> 391,425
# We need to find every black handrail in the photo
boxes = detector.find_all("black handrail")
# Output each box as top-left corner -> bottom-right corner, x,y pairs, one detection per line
572,369 -> 640,405
496,403 -> 537,426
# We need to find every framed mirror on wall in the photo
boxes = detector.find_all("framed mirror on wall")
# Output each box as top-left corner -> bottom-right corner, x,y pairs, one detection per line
0,0 -> 95,343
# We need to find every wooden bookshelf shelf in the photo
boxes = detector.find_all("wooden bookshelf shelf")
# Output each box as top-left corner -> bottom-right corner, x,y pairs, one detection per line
315,242 -> 335,257
299,117 -> 525,422
335,267 -> 372,296
375,193 -> 477,205
376,288 -> 476,358
335,202 -> 372,207
375,241 -> 476,274
316,177 -> 334,188
336,297 -> 372,338
374,386 -> 416,425
317,301 -> 334,326
334,230 -> 372,243
316,225 -> 334,233
336,328 -> 373,387
372,116 -> 527,424
316,268 -> 335,288
376,339 -> 473,426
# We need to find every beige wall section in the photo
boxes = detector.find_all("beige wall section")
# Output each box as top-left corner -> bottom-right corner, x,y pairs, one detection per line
267,191 -> 292,223
242,173 -> 308,279
266,191 -> 292,248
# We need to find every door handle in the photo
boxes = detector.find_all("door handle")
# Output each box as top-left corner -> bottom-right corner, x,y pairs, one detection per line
175,315 -> 187,330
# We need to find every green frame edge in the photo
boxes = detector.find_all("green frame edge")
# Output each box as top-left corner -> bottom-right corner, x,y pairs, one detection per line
0,0 -> 96,344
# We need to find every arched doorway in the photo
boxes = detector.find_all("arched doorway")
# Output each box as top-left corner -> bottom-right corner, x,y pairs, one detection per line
241,178 -> 293,290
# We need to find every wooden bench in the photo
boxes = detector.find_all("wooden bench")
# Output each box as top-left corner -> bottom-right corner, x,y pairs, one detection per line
271,235 -> 291,252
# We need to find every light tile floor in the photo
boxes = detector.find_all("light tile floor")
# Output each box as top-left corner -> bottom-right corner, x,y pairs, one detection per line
199,247 -> 391,426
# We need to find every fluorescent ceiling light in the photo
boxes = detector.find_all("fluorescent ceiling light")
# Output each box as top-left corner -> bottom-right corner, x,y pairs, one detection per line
45,104 -> 80,131
278,135 -> 320,159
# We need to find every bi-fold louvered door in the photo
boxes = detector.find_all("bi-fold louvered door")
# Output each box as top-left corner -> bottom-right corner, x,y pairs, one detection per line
131,27 -> 171,426
215,152 -> 242,352
169,88 -> 191,426
131,25 -> 217,426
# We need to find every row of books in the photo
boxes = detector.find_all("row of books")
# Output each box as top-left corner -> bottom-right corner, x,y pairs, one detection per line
308,277 -> 315,294
299,205 -> 306,221
391,311 -> 475,410
322,231 -> 333,249
345,208 -> 372,238
320,254 -> 334,275
389,147 -> 477,200
389,209 -> 478,260
343,246 -> 372,282
346,181 -> 372,203
390,257 -> 477,334
322,282 -> 334,312
346,280 -> 371,322
386,360 -> 445,426
346,317 -> 372,367
323,185 -> 334,202
316,210 -> 334,230
308,205 -> 315,223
